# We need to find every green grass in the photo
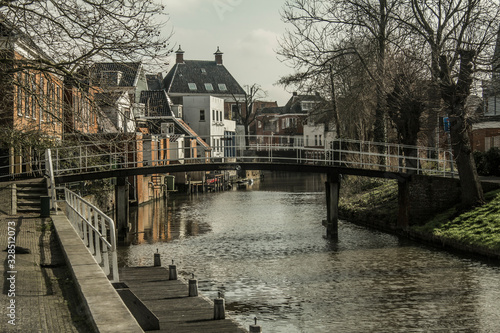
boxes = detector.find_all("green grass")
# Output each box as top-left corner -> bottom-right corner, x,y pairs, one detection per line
412,189 -> 500,251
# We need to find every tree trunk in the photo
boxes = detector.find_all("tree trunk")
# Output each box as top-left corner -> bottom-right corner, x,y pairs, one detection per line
448,113 -> 484,206
439,51 -> 484,207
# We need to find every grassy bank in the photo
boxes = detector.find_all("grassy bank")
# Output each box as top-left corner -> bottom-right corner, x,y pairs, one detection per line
338,176 -> 500,258
412,189 -> 500,253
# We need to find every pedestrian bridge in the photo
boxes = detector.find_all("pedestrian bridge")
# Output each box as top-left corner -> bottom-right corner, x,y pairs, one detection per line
2,135 -> 457,238
39,135 -> 455,183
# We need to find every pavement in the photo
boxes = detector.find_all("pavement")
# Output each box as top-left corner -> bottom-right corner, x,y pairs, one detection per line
0,212 -> 94,332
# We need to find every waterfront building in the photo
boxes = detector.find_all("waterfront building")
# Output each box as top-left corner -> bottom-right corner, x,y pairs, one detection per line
0,17 -> 64,175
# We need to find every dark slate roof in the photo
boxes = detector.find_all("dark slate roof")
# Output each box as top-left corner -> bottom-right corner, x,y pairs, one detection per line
494,25 -> 500,74
284,93 -> 326,114
260,106 -> 285,114
0,15 -> 52,61
139,90 -> 172,117
163,60 -> 245,95
90,62 -> 142,87
95,92 -> 123,107
146,73 -> 163,90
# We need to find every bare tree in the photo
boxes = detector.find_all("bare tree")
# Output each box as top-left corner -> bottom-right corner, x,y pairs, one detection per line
401,0 -> 500,207
0,0 -> 172,154
279,0 -> 408,145
232,84 -> 267,147
1,0 -> 171,75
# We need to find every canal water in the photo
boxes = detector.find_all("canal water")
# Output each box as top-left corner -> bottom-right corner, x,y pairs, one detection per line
118,172 -> 500,332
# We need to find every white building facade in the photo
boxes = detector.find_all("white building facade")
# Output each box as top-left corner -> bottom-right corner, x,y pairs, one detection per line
182,95 -> 236,159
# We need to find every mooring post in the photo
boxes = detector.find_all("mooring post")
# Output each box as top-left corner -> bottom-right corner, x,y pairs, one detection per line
249,317 -> 262,332
325,171 -> 341,239
397,179 -> 410,229
169,260 -> 177,280
115,176 -> 129,235
188,273 -> 198,297
213,292 -> 225,320
154,249 -> 161,267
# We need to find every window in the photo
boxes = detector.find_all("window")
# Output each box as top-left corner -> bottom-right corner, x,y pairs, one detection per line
201,68 -> 207,74
319,135 -> 322,146
216,110 -> 219,121
220,111 -> 223,121
302,101 -> 317,111
24,73 -> 30,117
231,104 -> 239,120
200,110 -> 205,121
17,73 -> 23,116
204,83 -> 214,91
314,135 -> 318,146
56,86 -> 61,121
306,135 -> 309,146
31,75 -> 36,119
218,83 -> 227,91
188,83 -> 197,91
258,120 -> 262,128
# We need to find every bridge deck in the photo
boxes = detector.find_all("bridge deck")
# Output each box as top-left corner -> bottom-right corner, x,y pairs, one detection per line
119,266 -> 247,333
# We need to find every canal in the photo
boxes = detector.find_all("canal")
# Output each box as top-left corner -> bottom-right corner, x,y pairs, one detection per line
118,172 -> 500,332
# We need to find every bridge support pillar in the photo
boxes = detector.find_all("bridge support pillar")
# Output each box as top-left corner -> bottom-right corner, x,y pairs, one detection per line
325,172 -> 341,239
397,180 -> 410,229
115,177 -> 129,236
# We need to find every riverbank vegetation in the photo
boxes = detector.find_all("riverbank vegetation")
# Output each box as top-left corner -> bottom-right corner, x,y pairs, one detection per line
339,176 -> 500,257
339,177 -> 398,226
412,189 -> 500,253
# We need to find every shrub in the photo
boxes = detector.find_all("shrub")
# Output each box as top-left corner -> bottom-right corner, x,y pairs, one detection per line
473,150 -> 488,175
485,147 -> 500,176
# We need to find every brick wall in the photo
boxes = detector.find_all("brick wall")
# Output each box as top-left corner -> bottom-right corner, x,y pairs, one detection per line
408,175 -> 500,225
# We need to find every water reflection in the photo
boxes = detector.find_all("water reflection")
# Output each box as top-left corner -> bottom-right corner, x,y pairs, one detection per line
119,172 -> 500,332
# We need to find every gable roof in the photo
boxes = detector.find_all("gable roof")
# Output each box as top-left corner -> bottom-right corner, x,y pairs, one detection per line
90,62 -> 142,87
175,118 -> 211,149
163,60 -> 245,96
139,90 -> 173,117
284,93 -> 326,114
0,15 -> 53,62
494,25 -> 500,74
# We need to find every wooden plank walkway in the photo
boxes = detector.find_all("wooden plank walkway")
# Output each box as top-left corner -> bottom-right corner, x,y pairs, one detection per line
119,266 -> 248,333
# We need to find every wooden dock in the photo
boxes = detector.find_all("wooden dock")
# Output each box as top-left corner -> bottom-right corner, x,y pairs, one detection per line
118,266 -> 248,333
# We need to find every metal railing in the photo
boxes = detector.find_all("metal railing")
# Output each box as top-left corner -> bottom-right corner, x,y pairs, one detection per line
64,187 -> 119,282
45,135 -> 456,178
0,135 -> 457,181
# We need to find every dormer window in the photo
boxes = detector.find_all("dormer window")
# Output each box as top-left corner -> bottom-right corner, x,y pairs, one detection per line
205,83 -> 214,91
201,68 -> 207,74
101,71 -> 123,86
188,83 -> 197,91
218,83 -> 227,91
302,101 -> 317,111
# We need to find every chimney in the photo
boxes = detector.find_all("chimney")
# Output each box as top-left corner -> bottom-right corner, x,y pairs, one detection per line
176,45 -> 185,64
214,46 -> 223,65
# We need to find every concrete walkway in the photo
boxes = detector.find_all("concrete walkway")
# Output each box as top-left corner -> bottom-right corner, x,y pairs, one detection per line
0,212 -> 94,332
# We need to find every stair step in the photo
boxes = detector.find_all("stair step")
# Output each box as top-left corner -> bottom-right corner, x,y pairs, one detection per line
18,200 -> 41,206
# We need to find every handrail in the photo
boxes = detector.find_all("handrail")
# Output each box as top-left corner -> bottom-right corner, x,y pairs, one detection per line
63,187 -> 119,282
46,135 -> 457,178
45,149 -> 57,210
0,135 -> 458,180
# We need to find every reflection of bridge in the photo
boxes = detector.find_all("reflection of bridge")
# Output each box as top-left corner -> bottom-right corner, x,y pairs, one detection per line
37,135 -> 456,238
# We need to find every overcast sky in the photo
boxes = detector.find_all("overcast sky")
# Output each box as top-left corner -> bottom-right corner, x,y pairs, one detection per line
164,0 -> 293,105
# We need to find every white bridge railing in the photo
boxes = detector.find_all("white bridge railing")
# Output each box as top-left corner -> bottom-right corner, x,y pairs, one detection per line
44,135 -> 456,178
64,188 -> 119,282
